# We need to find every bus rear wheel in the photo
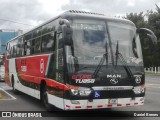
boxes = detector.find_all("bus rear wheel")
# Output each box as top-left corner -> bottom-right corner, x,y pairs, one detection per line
11,77 -> 19,94
42,86 -> 53,111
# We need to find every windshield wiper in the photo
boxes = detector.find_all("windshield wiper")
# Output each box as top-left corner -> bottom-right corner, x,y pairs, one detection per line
92,42 -> 108,79
92,52 -> 108,78
115,41 -> 134,79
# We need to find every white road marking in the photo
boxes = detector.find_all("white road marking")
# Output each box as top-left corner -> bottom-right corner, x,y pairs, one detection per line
0,88 -> 16,100
0,85 -> 12,90
146,83 -> 160,89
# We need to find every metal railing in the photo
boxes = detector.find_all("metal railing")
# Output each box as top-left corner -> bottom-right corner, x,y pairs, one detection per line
145,67 -> 160,74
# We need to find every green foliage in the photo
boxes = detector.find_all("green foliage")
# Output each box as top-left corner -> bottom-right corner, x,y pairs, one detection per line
125,4 -> 160,67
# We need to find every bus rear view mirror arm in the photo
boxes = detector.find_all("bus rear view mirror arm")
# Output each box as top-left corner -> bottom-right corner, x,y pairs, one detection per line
59,19 -> 73,46
59,19 -> 70,27
136,28 -> 157,45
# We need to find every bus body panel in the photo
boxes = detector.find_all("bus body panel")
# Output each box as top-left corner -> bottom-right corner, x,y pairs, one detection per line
5,53 -> 67,103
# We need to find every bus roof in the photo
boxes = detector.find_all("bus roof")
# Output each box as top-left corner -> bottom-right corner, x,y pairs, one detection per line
61,10 -> 135,25
7,10 -> 135,43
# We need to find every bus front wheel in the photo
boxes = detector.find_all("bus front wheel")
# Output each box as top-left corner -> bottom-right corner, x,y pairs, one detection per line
42,86 -> 53,111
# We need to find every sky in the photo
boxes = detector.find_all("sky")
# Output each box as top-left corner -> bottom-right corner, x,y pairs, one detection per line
0,0 -> 160,32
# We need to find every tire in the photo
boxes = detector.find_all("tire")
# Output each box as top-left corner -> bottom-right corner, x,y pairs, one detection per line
12,77 -> 19,94
42,86 -> 53,111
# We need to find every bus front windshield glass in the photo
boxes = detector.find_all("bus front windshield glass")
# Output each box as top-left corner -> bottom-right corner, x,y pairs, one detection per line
66,19 -> 143,74
71,19 -> 108,66
107,22 -> 143,66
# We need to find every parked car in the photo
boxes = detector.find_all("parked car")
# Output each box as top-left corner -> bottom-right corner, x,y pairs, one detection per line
0,65 -> 5,81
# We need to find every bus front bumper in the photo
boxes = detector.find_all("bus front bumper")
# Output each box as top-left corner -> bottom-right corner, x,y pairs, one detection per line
64,97 -> 145,110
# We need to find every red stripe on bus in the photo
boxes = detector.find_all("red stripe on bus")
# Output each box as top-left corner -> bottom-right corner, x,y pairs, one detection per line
46,79 -> 69,91
107,104 -> 112,107
66,105 -> 70,108
75,106 -> 81,109
87,106 -> 92,109
134,102 -> 138,105
117,104 -> 122,106
126,103 -> 130,106
97,105 -> 103,108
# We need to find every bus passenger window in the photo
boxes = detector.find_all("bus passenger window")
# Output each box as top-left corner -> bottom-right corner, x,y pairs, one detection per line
31,39 -> 35,54
7,43 -> 11,58
46,36 -> 54,51
42,33 -> 54,53
26,41 -> 31,55
34,37 -> 41,54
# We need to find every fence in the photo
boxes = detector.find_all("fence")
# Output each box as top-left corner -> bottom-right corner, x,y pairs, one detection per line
145,67 -> 160,74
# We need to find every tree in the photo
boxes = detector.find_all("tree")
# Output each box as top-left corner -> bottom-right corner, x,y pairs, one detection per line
125,5 -> 160,67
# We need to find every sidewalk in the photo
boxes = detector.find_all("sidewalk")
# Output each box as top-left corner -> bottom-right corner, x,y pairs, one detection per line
0,88 -> 14,100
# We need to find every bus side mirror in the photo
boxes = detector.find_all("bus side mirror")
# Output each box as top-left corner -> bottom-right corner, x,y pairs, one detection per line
136,28 -> 157,46
63,25 -> 73,46
59,19 -> 73,46
156,20 -> 160,27
137,28 -> 157,55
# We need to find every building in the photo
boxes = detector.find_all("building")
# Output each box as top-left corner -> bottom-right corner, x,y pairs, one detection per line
0,29 -> 22,54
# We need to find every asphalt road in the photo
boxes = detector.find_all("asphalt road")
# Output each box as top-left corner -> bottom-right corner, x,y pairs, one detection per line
0,74 -> 160,120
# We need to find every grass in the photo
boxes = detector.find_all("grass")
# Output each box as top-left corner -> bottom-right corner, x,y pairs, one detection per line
0,90 -> 11,100
0,93 -> 6,99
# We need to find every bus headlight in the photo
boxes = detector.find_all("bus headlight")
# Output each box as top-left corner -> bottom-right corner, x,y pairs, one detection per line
79,90 -> 91,96
70,89 -> 79,95
70,87 -> 92,96
133,86 -> 145,94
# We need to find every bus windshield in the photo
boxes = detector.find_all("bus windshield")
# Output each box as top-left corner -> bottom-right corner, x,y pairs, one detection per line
65,19 -> 143,75
72,19 -> 108,65
108,22 -> 143,66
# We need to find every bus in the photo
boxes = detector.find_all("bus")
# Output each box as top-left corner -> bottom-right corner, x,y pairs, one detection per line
4,10 -> 157,110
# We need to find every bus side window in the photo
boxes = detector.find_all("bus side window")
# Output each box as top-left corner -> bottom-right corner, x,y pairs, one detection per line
7,43 -> 10,58
41,35 -> 47,52
23,41 -> 26,56
34,37 -> 41,54
17,37 -> 23,57
31,39 -> 35,54
21,39 -> 25,57
41,33 -> 55,53
25,41 -> 31,56
17,39 -> 21,57
10,46 -> 13,58
13,45 -> 17,57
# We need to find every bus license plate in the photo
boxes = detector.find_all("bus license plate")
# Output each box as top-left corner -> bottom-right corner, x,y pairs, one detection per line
108,99 -> 118,104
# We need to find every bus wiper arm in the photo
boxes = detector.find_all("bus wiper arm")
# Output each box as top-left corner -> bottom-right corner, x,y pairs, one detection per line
92,52 -> 108,78
115,41 -> 134,79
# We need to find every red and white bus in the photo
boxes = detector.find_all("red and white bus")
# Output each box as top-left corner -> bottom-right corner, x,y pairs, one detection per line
4,10 -> 157,110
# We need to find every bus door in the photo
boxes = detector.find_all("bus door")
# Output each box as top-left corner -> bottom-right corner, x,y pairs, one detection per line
53,30 -> 65,108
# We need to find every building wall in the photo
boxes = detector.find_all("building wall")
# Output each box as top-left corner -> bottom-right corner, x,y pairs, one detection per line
0,32 -> 18,54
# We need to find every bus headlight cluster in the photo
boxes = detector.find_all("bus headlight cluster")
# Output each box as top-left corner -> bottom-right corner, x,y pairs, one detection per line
133,86 -> 145,94
70,88 -> 92,96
